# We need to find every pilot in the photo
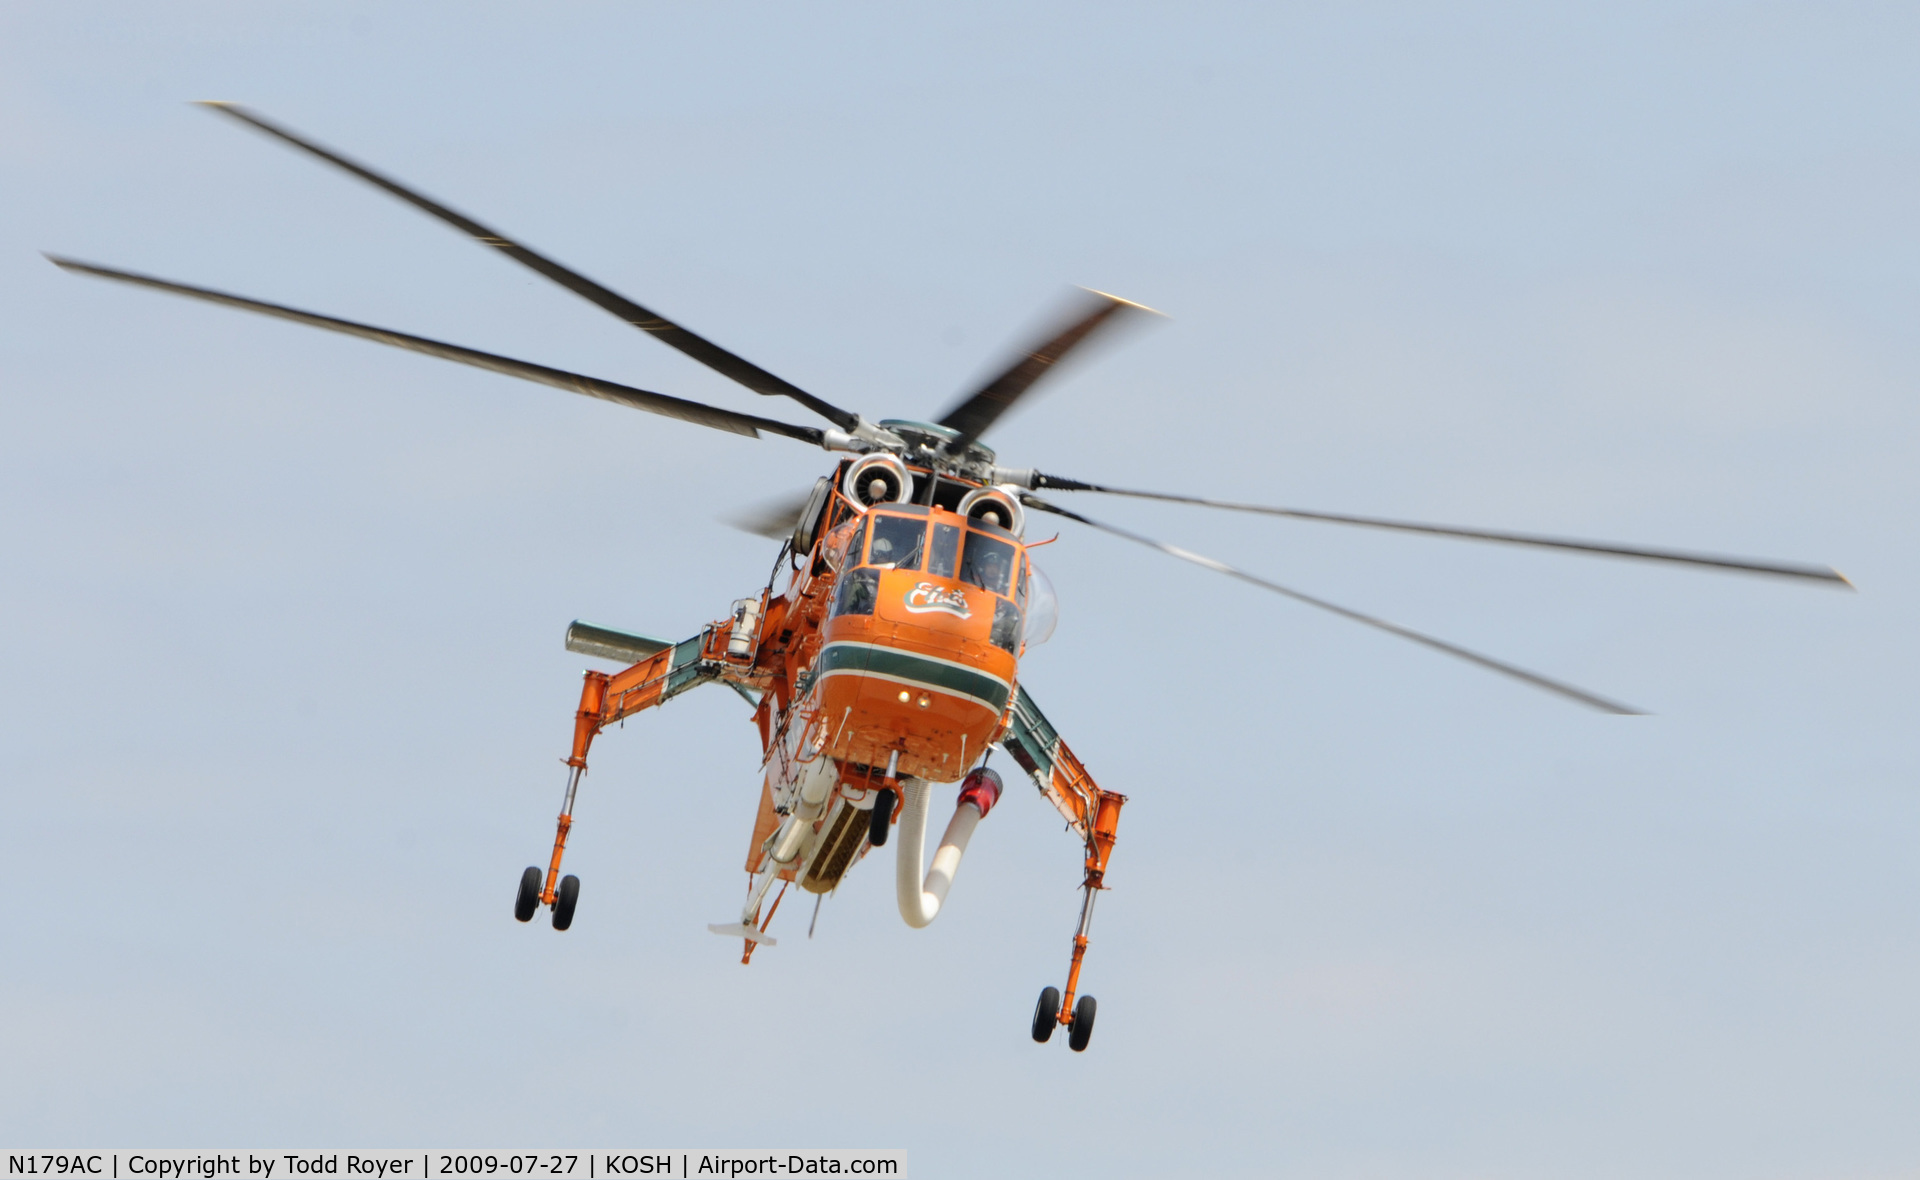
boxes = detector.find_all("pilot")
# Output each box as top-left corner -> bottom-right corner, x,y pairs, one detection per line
839,569 -> 878,615
975,547 -> 1008,593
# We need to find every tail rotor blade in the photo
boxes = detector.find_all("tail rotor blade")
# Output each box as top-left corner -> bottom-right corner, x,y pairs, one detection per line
1020,493 -> 1642,715
1028,474 -> 1850,587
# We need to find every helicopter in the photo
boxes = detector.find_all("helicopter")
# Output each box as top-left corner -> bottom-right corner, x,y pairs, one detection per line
49,104 -> 1850,1055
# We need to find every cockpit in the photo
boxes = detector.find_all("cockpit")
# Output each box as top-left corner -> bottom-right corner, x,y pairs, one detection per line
830,506 -> 1049,652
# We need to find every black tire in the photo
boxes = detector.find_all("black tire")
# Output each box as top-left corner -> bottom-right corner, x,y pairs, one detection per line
1068,994 -> 1097,1052
868,788 -> 896,847
514,866 -> 542,923
552,874 -> 580,931
1031,986 -> 1060,1043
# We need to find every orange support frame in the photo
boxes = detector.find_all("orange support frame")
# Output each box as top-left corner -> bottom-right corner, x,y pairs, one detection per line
538,635 -> 715,906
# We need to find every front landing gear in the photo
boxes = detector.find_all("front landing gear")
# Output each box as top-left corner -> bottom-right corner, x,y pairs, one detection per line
868,787 -> 896,847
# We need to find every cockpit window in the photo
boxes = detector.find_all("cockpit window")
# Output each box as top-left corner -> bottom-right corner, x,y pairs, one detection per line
831,567 -> 878,617
959,532 -> 1015,597
867,514 -> 926,571
990,596 -> 1022,654
840,516 -> 866,571
928,522 -> 961,578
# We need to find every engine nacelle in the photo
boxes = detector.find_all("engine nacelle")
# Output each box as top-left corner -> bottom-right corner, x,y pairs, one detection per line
956,485 -> 1025,537
842,453 -> 913,509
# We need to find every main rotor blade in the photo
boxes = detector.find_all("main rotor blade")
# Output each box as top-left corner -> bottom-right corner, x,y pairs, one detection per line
935,289 -> 1158,451
1021,493 -> 1642,714
49,255 -> 825,444
1029,474 -> 1850,587
199,102 -> 863,434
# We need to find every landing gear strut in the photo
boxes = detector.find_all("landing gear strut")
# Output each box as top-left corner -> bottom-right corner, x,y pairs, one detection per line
1031,787 -> 1125,1053
515,760 -> 590,932
518,697 -> 596,932
513,644 -> 695,936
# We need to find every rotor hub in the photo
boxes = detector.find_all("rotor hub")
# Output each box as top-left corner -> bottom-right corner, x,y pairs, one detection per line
876,418 -> 997,476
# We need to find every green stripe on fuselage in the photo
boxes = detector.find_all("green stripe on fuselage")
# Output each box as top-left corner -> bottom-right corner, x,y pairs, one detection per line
817,643 -> 1010,712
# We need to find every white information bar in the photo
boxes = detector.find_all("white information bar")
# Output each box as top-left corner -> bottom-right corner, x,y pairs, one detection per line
3,1154 -> 904,1180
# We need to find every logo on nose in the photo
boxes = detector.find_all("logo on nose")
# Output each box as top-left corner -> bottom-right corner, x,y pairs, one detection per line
903,581 -> 972,619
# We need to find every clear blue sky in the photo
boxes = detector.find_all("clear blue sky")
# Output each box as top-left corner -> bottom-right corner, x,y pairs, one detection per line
3,4 -> 1917,1175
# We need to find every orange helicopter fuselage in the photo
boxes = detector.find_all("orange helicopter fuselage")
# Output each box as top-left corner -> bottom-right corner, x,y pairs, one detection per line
769,494 -> 1030,786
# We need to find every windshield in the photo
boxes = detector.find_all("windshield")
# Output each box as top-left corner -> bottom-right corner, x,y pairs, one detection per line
959,531 -> 1015,597
928,521 -> 961,578
867,514 -> 926,570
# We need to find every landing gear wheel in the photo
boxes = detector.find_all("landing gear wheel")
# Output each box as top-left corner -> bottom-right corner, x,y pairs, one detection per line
1068,995 -> 1097,1052
1031,986 -> 1060,1043
868,788 -> 896,847
552,874 -> 580,931
514,866 -> 542,923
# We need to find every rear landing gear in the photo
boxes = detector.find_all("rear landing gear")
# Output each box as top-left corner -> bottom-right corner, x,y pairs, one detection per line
1031,986 -> 1060,1043
514,866 -> 542,923
552,874 -> 580,931
517,759 -> 587,931
1032,788 -> 1125,1053
1068,994 -> 1097,1052
514,866 -> 581,930
1030,987 -> 1098,1050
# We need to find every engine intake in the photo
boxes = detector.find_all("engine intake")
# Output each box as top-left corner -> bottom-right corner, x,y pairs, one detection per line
956,485 -> 1025,537
842,453 -> 913,509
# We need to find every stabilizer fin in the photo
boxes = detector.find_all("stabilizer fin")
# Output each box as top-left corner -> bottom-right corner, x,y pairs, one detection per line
706,922 -> 777,947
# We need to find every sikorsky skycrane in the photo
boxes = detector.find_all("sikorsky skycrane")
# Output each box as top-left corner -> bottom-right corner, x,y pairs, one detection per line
50,105 -> 1850,1053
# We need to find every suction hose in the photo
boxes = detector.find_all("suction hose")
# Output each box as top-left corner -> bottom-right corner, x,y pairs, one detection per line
896,768 -> 1002,929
